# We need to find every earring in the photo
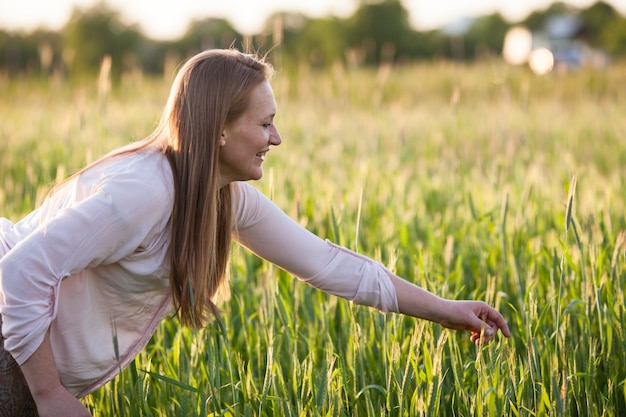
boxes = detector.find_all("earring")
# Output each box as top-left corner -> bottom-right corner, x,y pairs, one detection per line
220,139 -> 226,146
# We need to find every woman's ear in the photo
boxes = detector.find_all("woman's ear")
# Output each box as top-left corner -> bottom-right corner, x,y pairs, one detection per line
220,131 -> 227,146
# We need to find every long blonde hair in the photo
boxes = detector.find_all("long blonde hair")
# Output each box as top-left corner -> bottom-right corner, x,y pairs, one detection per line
159,49 -> 274,327
59,49 -> 274,327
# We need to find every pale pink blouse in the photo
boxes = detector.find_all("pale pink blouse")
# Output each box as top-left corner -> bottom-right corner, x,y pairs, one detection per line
0,149 -> 398,397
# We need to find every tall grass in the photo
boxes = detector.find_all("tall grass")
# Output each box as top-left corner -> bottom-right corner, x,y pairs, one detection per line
1,60 -> 625,416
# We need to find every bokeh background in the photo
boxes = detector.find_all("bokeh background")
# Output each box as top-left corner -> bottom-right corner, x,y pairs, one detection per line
1,0 -> 625,78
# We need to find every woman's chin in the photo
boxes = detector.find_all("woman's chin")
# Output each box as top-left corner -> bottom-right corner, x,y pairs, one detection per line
250,169 -> 264,181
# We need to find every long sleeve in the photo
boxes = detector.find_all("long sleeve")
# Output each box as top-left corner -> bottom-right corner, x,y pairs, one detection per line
232,182 -> 399,313
0,151 -> 174,367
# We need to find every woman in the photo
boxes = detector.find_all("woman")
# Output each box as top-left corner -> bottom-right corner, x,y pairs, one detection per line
0,49 -> 510,416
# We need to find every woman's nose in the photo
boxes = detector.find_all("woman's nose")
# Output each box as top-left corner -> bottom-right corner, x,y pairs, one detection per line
270,124 -> 282,145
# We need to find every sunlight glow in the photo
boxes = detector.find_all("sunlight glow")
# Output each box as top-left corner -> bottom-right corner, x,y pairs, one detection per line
529,47 -> 555,75
502,26 -> 533,65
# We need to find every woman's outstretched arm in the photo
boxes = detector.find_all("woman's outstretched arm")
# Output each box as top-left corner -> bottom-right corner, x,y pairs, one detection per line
233,183 -> 510,343
389,275 -> 510,344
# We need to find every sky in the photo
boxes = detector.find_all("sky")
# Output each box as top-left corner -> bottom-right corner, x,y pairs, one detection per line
1,0 -> 625,39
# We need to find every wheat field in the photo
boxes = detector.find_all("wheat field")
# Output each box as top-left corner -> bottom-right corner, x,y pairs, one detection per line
1,60 -> 625,416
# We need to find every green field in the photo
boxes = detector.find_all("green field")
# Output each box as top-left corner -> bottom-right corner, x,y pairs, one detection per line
1,60 -> 625,416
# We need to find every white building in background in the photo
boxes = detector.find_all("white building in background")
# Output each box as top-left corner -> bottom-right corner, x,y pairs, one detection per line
502,14 -> 609,74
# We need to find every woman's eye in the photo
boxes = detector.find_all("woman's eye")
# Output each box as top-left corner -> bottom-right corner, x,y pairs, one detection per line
263,123 -> 271,129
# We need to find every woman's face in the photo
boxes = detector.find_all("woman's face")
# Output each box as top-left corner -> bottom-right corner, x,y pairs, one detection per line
219,80 -> 282,186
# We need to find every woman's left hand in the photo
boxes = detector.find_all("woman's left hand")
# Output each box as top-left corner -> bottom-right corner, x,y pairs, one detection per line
437,300 -> 511,344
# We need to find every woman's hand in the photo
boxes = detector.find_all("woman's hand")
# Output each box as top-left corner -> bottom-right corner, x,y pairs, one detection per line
32,384 -> 92,417
20,331 -> 91,416
437,299 -> 511,344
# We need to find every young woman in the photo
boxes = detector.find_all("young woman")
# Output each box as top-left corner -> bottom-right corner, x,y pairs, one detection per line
0,49 -> 510,416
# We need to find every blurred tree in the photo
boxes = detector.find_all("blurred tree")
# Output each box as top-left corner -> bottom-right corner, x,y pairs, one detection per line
0,30 -> 35,75
62,1 -> 144,77
178,18 -> 242,55
600,16 -> 626,56
1,0 -> 625,75
277,13 -> 348,67
399,29 -> 446,61
520,1 -> 577,31
463,13 -> 511,59
346,0 -> 414,64
0,29 -> 62,76
31,30 -> 64,75
580,0 -> 620,34
579,1 -> 623,50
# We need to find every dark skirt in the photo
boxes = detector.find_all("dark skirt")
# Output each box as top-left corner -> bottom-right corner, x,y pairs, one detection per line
0,316 -> 38,417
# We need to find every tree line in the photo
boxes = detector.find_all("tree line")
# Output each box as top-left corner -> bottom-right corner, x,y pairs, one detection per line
1,0 -> 625,78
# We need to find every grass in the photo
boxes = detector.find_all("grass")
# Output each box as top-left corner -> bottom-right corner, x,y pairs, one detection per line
1,59 -> 625,416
